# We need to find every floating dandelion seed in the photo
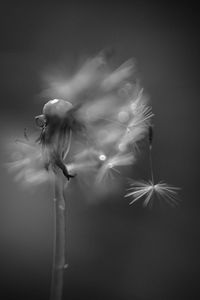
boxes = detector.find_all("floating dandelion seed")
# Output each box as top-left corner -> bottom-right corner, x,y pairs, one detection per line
125,180 -> 180,207
125,125 -> 180,207
96,152 -> 134,184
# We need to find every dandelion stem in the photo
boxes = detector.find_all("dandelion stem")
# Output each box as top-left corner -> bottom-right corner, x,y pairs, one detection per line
50,170 -> 67,300
148,126 -> 154,184
149,146 -> 154,184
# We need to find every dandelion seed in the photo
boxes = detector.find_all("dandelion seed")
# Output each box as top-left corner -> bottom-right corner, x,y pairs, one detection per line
125,180 -> 180,207
128,105 -> 153,128
125,124 -> 180,208
96,153 -> 134,184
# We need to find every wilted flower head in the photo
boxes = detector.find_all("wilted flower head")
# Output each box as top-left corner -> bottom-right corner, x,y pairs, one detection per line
8,53 -> 152,196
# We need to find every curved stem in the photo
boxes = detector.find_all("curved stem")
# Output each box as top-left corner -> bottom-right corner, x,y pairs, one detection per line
50,170 -> 67,300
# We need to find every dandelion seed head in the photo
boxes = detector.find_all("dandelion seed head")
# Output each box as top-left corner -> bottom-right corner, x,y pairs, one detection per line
7,53 -> 154,194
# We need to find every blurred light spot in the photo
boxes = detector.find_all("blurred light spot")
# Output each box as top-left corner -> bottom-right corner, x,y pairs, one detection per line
99,154 -> 106,161
130,102 -> 137,111
118,111 -> 129,123
118,143 -> 126,152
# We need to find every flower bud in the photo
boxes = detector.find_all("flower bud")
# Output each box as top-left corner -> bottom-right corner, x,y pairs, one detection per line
43,99 -> 73,119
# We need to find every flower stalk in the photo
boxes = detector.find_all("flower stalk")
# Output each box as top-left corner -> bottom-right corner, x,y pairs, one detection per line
50,169 -> 67,300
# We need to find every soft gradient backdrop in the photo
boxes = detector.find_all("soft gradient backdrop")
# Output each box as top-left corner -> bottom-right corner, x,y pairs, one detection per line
0,1 -> 199,299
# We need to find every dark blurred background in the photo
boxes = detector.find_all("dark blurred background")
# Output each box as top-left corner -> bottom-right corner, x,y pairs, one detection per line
0,1 -> 199,299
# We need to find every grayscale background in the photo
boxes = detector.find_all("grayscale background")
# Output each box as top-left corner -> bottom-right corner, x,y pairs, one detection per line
0,1 -> 199,299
